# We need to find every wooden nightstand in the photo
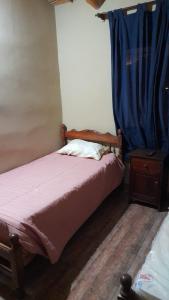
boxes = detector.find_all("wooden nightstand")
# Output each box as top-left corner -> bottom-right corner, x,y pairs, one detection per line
129,149 -> 168,211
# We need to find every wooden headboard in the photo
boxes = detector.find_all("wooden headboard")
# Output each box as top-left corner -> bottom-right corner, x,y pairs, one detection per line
61,124 -> 123,161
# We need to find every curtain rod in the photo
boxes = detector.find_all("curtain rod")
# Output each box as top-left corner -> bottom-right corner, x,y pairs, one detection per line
96,0 -> 156,20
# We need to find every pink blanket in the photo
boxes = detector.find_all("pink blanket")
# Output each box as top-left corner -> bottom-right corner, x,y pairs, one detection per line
0,152 -> 124,263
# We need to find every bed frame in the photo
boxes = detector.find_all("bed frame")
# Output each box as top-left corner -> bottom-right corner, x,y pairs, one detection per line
61,124 -> 123,161
0,124 -> 123,299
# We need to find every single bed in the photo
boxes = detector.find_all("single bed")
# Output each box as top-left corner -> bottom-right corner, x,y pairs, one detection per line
0,124 -> 124,298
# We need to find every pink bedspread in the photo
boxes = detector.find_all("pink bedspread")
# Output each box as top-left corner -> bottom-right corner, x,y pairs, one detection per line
0,152 -> 124,263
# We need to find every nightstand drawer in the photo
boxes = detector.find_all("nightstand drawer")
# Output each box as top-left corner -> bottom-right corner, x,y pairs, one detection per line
131,158 -> 161,176
131,172 -> 160,206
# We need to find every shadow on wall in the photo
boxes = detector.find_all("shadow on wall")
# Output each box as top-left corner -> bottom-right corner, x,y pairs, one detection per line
0,0 -> 62,173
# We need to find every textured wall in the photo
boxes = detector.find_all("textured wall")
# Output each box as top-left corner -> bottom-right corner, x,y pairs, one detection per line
0,0 -> 62,173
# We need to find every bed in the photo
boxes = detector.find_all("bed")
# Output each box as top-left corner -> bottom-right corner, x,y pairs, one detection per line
118,214 -> 169,300
0,124 -> 124,298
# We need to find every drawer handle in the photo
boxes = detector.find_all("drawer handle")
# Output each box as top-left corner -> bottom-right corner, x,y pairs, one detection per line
154,180 -> 159,185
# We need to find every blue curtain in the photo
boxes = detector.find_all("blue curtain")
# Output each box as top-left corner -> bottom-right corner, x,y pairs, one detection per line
108,0 -> 169,153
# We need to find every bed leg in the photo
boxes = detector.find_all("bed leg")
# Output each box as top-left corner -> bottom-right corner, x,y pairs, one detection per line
10,234 -> 25,299
118,273 -> 136,300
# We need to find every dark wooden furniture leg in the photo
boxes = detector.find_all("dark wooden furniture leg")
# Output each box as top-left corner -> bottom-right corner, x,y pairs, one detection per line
0,234 -> 25,299
10,234 -> 25,299
118,274 -> 138,300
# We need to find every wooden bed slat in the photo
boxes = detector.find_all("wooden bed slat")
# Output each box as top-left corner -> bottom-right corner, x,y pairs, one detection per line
0,234 -> 24,298
0,243 -> 11,260
0,264 -> 12,278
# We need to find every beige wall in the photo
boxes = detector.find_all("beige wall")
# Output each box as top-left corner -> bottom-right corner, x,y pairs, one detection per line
0,0 -> 62,173
55,0 -> 150,134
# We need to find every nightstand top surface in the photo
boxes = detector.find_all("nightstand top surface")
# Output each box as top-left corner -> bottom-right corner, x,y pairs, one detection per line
129,149 -> 168,161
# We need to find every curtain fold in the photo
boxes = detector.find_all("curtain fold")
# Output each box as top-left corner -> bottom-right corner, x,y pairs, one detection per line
108,0 -> 169,153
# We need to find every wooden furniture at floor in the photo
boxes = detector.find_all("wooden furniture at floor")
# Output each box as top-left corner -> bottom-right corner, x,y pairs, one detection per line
0,233 -> 24,299
0,125 -> 123,299
117,274 -> 139,300
129,149 -> 168,211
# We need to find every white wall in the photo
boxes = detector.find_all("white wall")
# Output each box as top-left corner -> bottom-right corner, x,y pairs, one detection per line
55,0 -> 150,134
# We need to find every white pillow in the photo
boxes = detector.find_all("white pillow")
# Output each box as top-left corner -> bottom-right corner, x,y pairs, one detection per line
57,139 -> 106,160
